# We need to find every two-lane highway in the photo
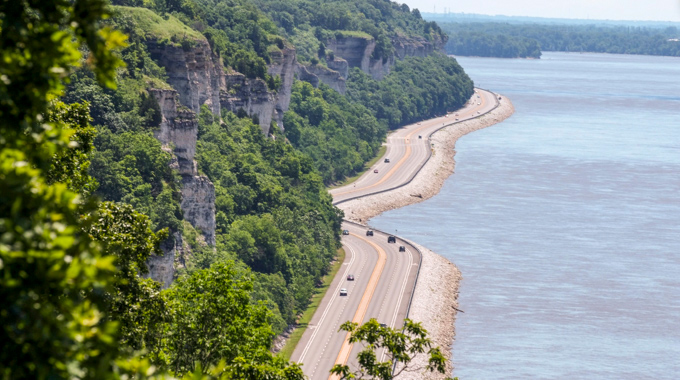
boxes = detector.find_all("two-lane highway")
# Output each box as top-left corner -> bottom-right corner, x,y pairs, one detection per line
292,89 -> 501,379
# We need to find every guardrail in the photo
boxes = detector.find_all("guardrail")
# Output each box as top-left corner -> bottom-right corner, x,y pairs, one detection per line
337,89 -> 501,374
333,88 -> 501,207
341,219 -> 422,321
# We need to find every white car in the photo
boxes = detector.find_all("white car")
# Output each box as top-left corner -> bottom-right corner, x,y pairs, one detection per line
340,288 -> 348,296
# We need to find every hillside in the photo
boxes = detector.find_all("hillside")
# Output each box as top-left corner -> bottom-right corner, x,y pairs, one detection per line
3,0 -> 472,377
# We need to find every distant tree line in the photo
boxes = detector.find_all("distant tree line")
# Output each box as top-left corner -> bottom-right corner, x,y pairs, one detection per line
439,22 -> 680,57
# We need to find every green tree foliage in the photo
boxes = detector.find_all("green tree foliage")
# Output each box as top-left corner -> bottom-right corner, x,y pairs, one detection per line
440,21 -> 680,57
254,0 -> 446,64
446,30 -> 541,58
46,101 -> 100,196
285,81 -> 386,184
89,127 -> 183,232
330,319 -> 447,380
193,110 -> 343,331
85,201 -> 169,351
0,0 -> 130,377
154,262 -> 305,375
346,54 -> 474,129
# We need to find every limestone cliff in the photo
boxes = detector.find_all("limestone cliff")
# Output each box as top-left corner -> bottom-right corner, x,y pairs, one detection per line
148,89 -> 216,286
295,63 -> 346,94
267,47 -> 297,130
325,34 -> 446,80
147,39 -> 223,116
220,73 -> 276,134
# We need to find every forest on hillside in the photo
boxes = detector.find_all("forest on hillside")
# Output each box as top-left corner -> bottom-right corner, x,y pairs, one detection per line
1,0 -> 472,378
439,21 -> 680,58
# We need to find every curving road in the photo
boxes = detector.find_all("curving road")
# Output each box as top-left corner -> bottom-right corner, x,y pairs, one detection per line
291,89 -> 500,379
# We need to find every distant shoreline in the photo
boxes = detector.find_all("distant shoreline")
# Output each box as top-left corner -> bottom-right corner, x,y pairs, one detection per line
339,92 -> 515,378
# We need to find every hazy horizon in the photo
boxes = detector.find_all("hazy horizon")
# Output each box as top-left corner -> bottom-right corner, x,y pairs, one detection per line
403,0 -> 680,23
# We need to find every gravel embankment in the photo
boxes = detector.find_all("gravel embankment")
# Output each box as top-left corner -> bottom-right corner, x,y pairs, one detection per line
340,96 -> 515,379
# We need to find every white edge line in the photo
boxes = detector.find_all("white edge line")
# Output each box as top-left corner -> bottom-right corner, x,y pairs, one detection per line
380,247 -> 413,362
298,240 -> 356,363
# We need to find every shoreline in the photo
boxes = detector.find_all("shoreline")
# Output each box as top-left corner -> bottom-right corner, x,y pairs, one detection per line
340,95 -> 515,378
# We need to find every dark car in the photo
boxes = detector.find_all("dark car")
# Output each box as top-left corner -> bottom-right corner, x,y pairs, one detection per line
387,236 -> 396,243
366,230 -> 374,236
342,229 -> 350,235
379,323 -> 387,328
418,135 -> 422,139
347,274 -> 354,281
399,246 -> 406,252
373,169 -> 379,173
384,158 -> 390,163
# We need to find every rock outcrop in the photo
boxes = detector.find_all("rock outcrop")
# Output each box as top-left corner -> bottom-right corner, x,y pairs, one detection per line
148,88 -> 216,286
220,73 -> 276,134
325,34 -> 446,80
147,231 -> 183,288
147,39 -> 223,116
295,63 -> 346,94
268,47 -> 297,130
181,175 -> 216,246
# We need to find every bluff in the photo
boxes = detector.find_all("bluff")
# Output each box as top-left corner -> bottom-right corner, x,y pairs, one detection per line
138,13 -> 446,286
325,34 -> 446,81
147,88 -> 216,287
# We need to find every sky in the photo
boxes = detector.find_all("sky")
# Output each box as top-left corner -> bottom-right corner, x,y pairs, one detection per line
404,0 -> 680,22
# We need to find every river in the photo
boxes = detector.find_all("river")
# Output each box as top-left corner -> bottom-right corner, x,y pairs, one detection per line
372,52 -> 680,379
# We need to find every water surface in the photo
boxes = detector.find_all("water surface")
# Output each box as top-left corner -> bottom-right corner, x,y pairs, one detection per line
372,52 -> 680,379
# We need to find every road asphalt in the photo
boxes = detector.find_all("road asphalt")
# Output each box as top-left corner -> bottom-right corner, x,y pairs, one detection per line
291,89 -> 499,379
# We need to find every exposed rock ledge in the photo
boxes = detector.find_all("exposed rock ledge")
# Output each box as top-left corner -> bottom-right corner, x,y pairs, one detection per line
340,96 -> 515,379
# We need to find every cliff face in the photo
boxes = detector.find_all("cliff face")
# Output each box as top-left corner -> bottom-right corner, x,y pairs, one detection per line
326,34 -> 446,80
148,88 -> 216,286
267,47 -> 297,131
392,35 -> 445,59
147,39 -> 223,116
220,73 -> 276,134
295,63 -> 346,94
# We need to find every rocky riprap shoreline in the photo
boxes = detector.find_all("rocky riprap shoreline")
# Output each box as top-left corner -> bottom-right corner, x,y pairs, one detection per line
341,96 -> 515,379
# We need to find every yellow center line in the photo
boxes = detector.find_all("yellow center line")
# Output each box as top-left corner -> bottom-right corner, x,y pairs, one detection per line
329,233 -> 387,379
334,91 -> 488,198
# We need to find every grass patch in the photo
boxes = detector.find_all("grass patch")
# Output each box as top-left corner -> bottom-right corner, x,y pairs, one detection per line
335,30 -> 373,40
278,247 -> 346,360
114,6 -> 203,42
329,145 -> 387,189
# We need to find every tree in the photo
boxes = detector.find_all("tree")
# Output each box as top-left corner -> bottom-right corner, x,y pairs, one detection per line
156,262 -> 304,378
0,0 -> 128,378
330,319 -> 447,380
85,201 -> 169,351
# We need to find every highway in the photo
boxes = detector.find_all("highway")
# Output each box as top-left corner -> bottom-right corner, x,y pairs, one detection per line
291,89 -> 500,379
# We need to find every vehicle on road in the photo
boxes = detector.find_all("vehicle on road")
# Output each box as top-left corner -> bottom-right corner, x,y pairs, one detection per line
417,122 -> 421,125
384,158 -> 390,163
366,230 -> 374,236
387,236 -> 396,243
379,323 -> 387,328
418,135 -> 422,139
347,274 -> 354,281
373,169 -> 379,173
399,246 -> 406,252
342,229 -> 349,235
340,288 -> 347,296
